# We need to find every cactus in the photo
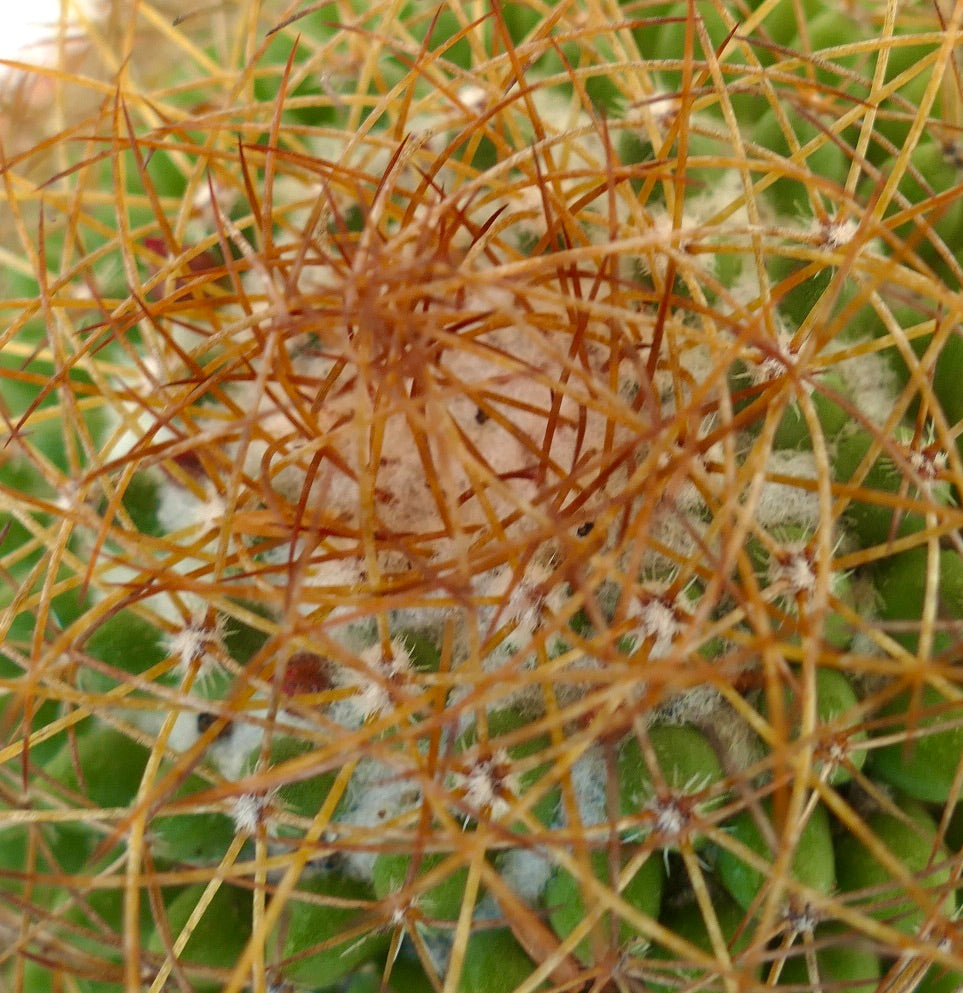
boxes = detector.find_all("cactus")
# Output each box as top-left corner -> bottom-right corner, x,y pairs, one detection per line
1,1 -> 962,991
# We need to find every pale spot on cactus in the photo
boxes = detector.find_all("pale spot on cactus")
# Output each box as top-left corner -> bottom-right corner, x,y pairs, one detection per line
768,542 -> 819,599
53,478 -> 82,513
754,450 -> 822,530
625,767 -> 720,851
337,768 -> 423,880
167,612 -> 229,680
745,326 -> 810,391
833,340 -> 901,428
459,749 -> 518,820
481,558 -> 569,655
571,746 -> 609,827
230,792 -> 272,835
653,421 -> 726,512
158,482 -> 225,537
457,83 -> 488,113
341,639 -> 417,723
641,83 -> 684,129
635,209 -> 703,283
902,433 -> 951,498
626,583 -> 691,657
648,792 -> 694,841
185,180 -> 240,242
498,848 -> 555,903
811,215 -> 860,249
783,901 -> 820,937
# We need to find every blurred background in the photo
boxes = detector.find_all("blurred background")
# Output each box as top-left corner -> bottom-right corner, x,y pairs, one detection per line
0,1 -> 92,63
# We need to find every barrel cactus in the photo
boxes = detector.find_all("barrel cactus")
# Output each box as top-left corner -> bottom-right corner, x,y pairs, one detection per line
1,1 -> 961,991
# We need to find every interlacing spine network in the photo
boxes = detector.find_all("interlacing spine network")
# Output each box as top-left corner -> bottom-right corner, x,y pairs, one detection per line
0,1 -> 962,991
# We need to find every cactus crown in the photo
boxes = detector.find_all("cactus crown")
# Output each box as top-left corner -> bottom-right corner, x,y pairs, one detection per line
1,1 -> 962,992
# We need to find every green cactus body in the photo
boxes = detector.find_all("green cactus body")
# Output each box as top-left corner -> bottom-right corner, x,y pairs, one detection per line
647,893 -> 758,989
778,931 -> 881,993
869,686 -> 963,803
276,873 -> 389,987
772,370 -> 850,450
457,929 -> 542,993
715,798 -> 836,911
148,883 -> 254,993
759,667 -> 868,783
617,724 -> 727,848
835,803 -> 955,933
544,850 -> 665,963
873,547 -> 963,653
372,850 -> 471,921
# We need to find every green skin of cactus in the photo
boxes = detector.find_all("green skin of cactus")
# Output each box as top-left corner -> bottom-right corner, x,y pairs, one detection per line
835,802 -> 955,934
147,882 -> 254,993
151,772 -> 241,864
715,797 -> 836,911
544,849 -> 665,964
2,856 -> 157,993
275,873 -> 389,987
41,726 -> 151,868
770,370 -> 850,451
264,734 -> 339,821
617,723 -> 727,847
457,929 -> 542,993
751,105 -> 849,217
343,954 -> 437,993
873,545 -> 963,655
777,929 -> 881,993
869,685 -> 963,803
834,431 -> 957,561
865,142 -> 963,255
647,892 -> 758,989
372,851 -> 471,921
759,666 -> 868,784
918,966 -> 963,993
81,609 -> 168,691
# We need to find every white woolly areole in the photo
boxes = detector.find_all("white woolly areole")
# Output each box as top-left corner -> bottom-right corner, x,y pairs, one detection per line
833,339 -> 900,428
743,324 -> 808,391
335,638 -> 418,726
230,792 -> 272,835
166,612 -> 229,681
767,541 -> 832,603
570,746 -> 608,827
460,749 -> 518,820
498,848 -> 555,903
753,450 -> 822,530
477,557 -> 571,661
626,583 -> 692,658
816,216 -> 860,249
157,483 -> 225,538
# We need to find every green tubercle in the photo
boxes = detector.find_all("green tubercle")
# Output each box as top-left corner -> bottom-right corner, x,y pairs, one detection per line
372,850 -> 471,921
457,928 -> 542,993
148,882 -> 254,993
544,850 -> 664,963
617,723 -> 726,848
869,685 -> 963,803
834,801 -> 955,934
276,872 -> 389,986
715,797 -> 835,911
